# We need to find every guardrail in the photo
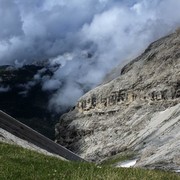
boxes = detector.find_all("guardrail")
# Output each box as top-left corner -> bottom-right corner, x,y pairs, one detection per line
0,110 -> 85,162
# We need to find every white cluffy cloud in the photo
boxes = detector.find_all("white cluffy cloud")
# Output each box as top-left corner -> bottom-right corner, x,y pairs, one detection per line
0,0 -> 180,112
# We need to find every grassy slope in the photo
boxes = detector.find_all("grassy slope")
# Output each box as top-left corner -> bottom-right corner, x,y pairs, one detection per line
0,142 -> 179,180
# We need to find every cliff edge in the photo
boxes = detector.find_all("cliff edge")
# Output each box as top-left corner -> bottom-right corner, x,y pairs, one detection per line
55,31 -> 180,171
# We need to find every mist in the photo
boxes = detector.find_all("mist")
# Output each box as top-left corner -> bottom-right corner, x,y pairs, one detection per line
0,0 -> 180,112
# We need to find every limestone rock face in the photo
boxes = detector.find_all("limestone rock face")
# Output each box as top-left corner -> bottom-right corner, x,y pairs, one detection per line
55,31 -> 180,171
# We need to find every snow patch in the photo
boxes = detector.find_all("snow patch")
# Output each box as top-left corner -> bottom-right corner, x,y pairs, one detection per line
116,159 -> 138,168
175,170 -> 180,173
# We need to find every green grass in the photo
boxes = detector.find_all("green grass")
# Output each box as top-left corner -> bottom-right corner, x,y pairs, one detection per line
0,142 -> 179,180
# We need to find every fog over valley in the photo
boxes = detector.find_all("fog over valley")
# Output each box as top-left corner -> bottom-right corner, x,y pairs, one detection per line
0,0 -> 180,112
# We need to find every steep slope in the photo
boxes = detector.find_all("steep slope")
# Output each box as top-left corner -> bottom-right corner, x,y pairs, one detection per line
55,31 -> 180,171
0,110 -> 84,161
0,128 -> 64,159
2,143 -> 179,180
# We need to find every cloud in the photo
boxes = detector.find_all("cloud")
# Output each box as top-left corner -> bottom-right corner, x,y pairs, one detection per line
42,78 -> 61,91
0,86 -> 10,92
0,0 -> 180,112
0,0 -> 23,40
49,81 -> 84,112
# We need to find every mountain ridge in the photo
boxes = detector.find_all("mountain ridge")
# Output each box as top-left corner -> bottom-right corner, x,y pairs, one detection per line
55,31 -> 180,171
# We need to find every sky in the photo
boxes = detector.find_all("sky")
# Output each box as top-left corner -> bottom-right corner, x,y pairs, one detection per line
0,0 -> 180,112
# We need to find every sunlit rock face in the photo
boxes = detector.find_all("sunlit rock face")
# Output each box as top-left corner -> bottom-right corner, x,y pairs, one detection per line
55,31 -> 180,171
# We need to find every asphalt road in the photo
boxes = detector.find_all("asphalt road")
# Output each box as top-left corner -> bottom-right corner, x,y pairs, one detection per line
0,110 -> 85,162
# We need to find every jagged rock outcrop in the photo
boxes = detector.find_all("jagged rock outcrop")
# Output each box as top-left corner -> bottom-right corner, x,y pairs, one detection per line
55,30 -> 180,171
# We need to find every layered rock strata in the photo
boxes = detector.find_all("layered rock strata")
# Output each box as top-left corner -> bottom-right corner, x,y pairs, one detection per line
55,31 -> 180,171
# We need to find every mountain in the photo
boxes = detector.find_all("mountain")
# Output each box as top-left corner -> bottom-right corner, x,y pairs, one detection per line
55,30 -> 180,171
0,128 -> 61,158
0,110 -> 83,161
0,64 -> 61,139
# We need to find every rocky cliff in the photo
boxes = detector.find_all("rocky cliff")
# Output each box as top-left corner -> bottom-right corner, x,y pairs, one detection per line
55,30 -> 180,171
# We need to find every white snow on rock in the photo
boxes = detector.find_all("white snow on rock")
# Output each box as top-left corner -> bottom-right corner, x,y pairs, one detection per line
116,159 -> 138,168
